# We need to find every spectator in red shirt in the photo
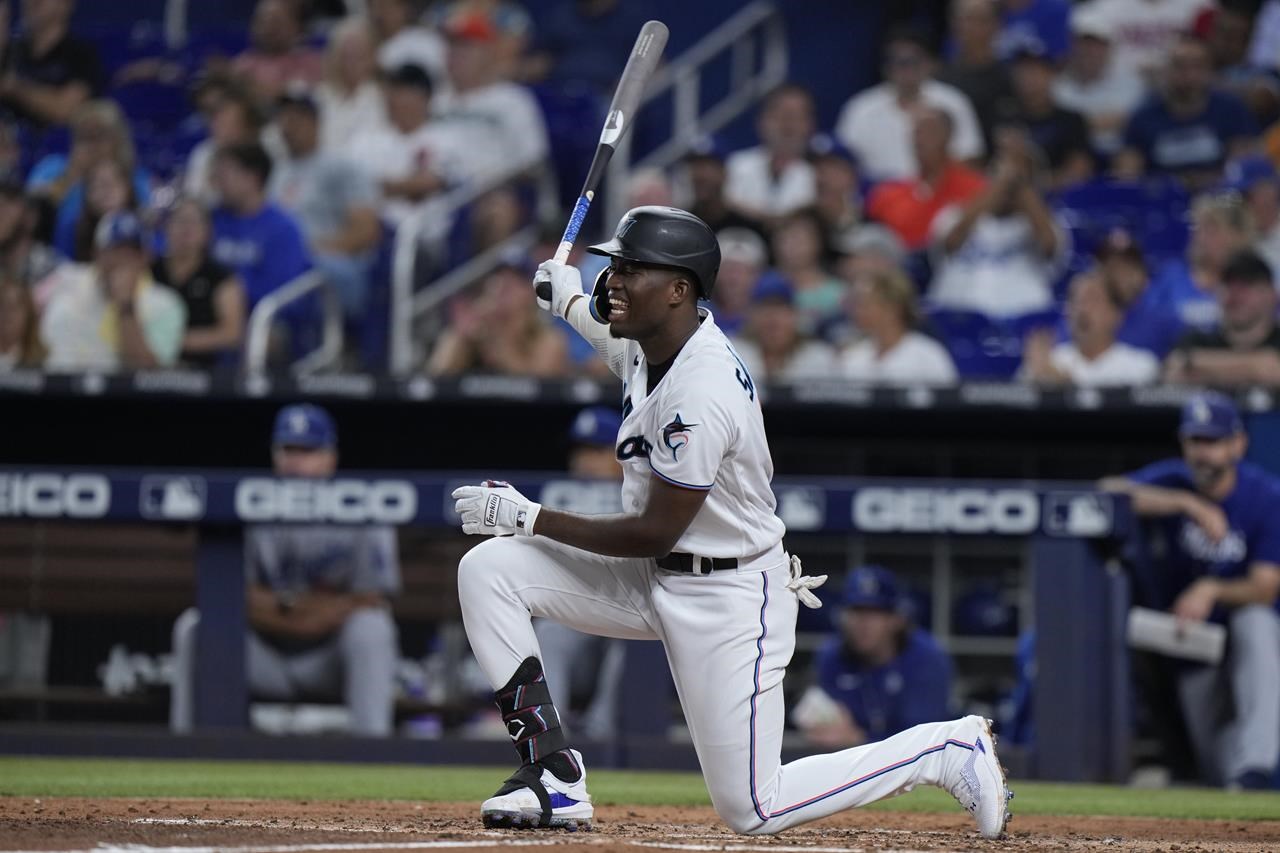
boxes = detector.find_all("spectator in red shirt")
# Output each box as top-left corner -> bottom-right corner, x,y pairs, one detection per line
232,0 -> 324,105
866,107 -> 987,250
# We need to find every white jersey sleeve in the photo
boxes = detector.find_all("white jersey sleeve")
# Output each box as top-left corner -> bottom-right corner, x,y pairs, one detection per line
647,362 -> 741,491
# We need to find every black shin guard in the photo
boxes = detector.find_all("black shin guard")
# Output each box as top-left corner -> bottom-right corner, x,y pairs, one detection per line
495,657 -> 577,780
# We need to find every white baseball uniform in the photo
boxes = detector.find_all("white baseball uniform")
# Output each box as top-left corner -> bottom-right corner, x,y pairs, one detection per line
458,298 -> 999,835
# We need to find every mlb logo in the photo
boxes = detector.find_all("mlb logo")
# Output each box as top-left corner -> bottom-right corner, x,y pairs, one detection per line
1044,492 -> 1112,538
774,486 -> 825,532
140,476 -> 207,521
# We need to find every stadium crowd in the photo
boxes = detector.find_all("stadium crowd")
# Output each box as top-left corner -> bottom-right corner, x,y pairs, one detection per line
1,0 -> 1280,384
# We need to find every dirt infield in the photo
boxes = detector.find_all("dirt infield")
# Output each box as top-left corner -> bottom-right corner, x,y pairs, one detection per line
1,797 -> 1278,853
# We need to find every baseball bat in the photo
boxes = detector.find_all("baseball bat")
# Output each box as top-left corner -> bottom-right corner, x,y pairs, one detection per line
535,19 -> 670,302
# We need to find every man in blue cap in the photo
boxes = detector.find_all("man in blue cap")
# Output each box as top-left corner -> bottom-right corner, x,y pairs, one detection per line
1222,154 -> 1280,278
1100,391 -> 1280,787
794,565 -> 952,748
171,403 -> 401,736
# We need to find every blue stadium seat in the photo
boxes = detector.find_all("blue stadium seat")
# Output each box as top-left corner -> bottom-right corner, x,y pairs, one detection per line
924,307 -> 1059,380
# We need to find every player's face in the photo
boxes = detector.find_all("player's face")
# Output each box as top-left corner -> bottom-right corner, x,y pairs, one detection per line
603,260 -> 685,340
841,607 -> 902,662
273,445 -> 338,479
1181,434 -> 1244,492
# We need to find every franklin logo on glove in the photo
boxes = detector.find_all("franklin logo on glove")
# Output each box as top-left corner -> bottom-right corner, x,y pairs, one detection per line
485,495 -> 501,527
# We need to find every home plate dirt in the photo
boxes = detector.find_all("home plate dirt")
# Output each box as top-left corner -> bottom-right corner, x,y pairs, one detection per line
1,798 -> 1277,853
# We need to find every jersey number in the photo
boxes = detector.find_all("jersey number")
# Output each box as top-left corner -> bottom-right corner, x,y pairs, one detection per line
727,345 -> 755,401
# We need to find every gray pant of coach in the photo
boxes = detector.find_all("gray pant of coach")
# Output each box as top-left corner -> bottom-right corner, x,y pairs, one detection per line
169,606 -> 398,737
1177,605 -> 1280,785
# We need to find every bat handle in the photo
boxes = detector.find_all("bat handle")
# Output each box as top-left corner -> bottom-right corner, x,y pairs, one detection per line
536,192 -> 594,302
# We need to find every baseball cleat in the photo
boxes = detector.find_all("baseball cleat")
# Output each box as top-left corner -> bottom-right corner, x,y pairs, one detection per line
945,716 -> 1012,839
481,749 -> 594,830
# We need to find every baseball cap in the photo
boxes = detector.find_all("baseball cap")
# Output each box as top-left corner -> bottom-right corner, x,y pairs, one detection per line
273,403 -> 337,449
751,271 -> 794,305
1179,391 -> 1242,440
808,132 -> 858,168
569,406 -> 623,448
718,227 -> 768,267
277,82 -> 319,115
841,565 -> 905,612
94,210 -> 147,252
1005,33 -> 1054,65
1221,248 -> 1274,286
684,133 -> 728,162
445,10 -> 497,41
1070,7 -> 1111,41
1221,155 -> 1279,195
1094,228 -> 1147,270
384,63 -> 434,94
834,223 -> 906,265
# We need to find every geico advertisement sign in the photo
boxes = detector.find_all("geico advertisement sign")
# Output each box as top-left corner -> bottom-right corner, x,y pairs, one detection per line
235,478 -> 417,523
853,487 -> 1039,534
0,473 -> 111,518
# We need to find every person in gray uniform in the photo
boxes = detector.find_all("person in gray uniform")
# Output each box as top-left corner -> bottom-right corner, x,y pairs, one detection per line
170,403 -> 400,736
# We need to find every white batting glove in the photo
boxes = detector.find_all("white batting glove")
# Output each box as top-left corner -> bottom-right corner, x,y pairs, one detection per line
785,554 -> 828,610
452,480 -> 542,537
533,260 -> 583,319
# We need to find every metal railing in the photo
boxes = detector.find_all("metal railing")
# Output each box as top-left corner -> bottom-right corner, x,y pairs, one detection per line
243,270 -> 345,378
603,0 -> 788,229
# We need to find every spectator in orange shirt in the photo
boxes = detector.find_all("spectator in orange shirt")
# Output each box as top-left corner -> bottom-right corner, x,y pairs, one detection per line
865,107 -> 986,250
232,0 -> 324,105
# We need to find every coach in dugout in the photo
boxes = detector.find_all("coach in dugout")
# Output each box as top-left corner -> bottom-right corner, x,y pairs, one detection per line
1100,391 -> 1280,788
793,565 -> 952,748
170,404 -> 400,737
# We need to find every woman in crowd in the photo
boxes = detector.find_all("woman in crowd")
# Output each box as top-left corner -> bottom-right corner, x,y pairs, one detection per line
152,198 -> 247,370
65,158 -> 139,262
427,262 -> 567,377
318,17 -> 389,154
769,207 -> 846,337
729,274 -> 836,383
842,267 -> 958,385
27,100 -> 151,243
184,83 -> 267,203
0,278 -> 46,369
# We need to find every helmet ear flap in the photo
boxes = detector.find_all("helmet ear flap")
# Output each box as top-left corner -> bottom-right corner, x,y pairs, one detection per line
590,266 -> 611,324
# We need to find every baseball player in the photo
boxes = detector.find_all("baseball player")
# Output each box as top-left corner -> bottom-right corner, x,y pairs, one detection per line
451,206 -> 1011,836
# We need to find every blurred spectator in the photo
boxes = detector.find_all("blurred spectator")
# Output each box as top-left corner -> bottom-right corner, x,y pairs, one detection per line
0,0 -> 100,128
153,198 -> 247,370
171,404 -> 401,737
271,88 -> 380,323
1003,43 -> 1094,188
1248,0 -> 1280,72
1222,155 -> 1280,275
793,566 -> 952,749
1208,3 -> 1280,126
842,267 -> 958,385
929,127 -> 1067,318
426,0 -> 532,81
724,83 -> 818,222
1077,0 -> 1213,82
1052,7 -> 1148,158
426,262 -> 568,376
1147,191 -> 1254,337
808,134 -> 862,250
938,0 -> 1016,153
769,207 -> 844,335
40,211 -> 186,370
0,278 -> 45,368
1114,35 -> 1256,191
210,142 -> 312,310
677,137 -> 763,237
318,17 -> 390,154
27,100 -> 150,246
1099,391 -> 1280,788
521,0 -> 648,93
1165,249 -> 1280,386
1091,228 -> 1185,358
231,0 -> 324,105
729,275 -> 836,383
998,0 -> 1072,62
624,166 -> 673,208
62,157 -> 137,262
370,0 -> 447,86
865,107 -> 987,250
533,406 -> 626,740
836,28 -> 984,181
1021,270 -> 1160,386
833,224 -> 908,288
469,187 -> 526,253
348,64 -> 462,227
184,82 -> 268,205
0,180 -> 60,293
710,227 -> 768,336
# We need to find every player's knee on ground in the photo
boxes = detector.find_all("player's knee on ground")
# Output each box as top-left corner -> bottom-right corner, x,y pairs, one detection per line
338,606 -> 397,657
704,782 -> 772,835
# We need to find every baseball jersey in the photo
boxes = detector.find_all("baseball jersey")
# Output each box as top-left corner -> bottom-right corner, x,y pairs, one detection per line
248,525 -> 401,598
1126,459 -> 1280,618
614,309 -> 786,559
815,628 -> 953,743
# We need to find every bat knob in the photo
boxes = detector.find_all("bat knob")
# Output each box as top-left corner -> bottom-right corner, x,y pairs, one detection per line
535,281 -> 552,302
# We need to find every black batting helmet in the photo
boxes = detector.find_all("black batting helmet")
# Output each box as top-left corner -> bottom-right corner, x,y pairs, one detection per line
587,206 -> 721,299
